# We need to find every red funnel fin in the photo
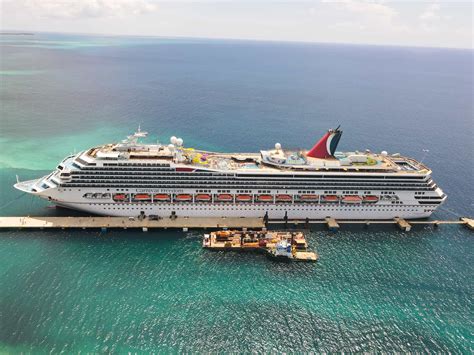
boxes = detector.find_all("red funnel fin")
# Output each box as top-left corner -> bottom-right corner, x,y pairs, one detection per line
307,128 -> 342,159
307,132 -> 331,159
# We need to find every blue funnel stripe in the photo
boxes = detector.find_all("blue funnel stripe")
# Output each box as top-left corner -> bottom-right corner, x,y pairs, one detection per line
329,131 -> 342,155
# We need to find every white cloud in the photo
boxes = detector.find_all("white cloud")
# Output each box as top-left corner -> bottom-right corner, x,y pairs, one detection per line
419,3 -> 441,22
419,3 -> 445,33
2,0 -> 158,19
322,0 -> 398,20
322,0 -> 406,34
0,1 -> 471,49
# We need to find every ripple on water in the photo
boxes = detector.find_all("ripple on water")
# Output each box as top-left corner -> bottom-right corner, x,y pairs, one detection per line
0,228 -> 472,352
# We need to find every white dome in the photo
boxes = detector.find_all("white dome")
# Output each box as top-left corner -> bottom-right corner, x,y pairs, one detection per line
170,136 -> 177,144
381,150 -> 388,156
176,138 -> 183,146
275,143 -> 282,150
168,144 -> 175,150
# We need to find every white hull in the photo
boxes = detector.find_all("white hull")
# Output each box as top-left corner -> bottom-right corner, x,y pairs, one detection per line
54,200 -> 435,220
25,184 -> 444,220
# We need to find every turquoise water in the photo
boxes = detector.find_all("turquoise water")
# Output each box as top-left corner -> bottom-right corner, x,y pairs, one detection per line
0,33 -> 473,352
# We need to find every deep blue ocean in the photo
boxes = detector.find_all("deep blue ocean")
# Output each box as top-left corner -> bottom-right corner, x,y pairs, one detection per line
0,33 -> 473,352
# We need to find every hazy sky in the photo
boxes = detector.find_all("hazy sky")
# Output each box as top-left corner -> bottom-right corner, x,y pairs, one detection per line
1,1 -> 472,48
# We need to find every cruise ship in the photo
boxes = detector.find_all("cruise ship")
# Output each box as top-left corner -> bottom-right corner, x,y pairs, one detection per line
14,127 -> 446,219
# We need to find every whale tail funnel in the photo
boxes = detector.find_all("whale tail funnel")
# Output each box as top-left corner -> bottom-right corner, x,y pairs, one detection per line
306,126 -> 342,159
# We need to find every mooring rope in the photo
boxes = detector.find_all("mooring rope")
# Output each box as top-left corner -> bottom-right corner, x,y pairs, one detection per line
0,193 -> 27,210
439,205 -> 463,218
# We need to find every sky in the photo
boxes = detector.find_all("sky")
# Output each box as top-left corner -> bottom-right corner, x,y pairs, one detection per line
1,0 -> 472,49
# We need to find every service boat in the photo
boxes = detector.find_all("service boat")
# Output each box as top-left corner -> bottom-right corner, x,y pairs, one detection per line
14,126 -> 446,219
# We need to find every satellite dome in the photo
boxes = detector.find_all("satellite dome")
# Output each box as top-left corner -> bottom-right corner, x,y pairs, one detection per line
381,151 -> 388,156
170,136 -> 177,144
168,144 -> 175,150
176,138 -> 183,146
275,143 -> 282,150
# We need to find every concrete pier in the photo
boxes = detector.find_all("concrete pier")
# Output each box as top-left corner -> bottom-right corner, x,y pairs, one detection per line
0,216 -> 265,230
0,216 -> 471,232
267,217 -> 473,232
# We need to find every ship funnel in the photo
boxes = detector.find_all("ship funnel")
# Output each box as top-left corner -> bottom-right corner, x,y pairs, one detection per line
306,127 -> 342,159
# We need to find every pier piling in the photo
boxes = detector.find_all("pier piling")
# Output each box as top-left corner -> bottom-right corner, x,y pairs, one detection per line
395,218 -> 411,232
461,218 -> 474,230
325,217 -> 340,232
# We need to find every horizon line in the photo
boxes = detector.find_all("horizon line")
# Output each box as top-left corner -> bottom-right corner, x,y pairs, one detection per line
1,29 -> 473,51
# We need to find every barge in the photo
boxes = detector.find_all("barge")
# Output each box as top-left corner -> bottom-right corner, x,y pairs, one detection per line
203,230 -> 318,262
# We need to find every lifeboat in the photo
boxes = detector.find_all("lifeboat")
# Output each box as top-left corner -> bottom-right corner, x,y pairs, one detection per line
257,194 -> 273,202
175,194 -> 192,202
299,194 -> 319,202
216,194 -> 233,202
133,193 -> 152,201
342,195 -> 362,204
276,194 -> 292,202
363,195 -> 379,203
321,195 -> 339,203
113,193 -> 128,202
153,193 -> 171,201
195,194 -> 211,202
236,194 -> 252,202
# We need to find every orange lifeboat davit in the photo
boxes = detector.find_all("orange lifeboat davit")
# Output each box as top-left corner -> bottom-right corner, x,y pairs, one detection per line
113,193 -> 128,202
236,194 -> 252,202
216,194 -> 233,202
154,193 -> 171,201
276,194 -> 292,202
321,195 -> 339,203
257,194 -> 273,202
133,193 -> 152,201
299,194 -> 319,202
195,194 -> 211,202
363,195 -> 379,203
175,194 -> 192,202
342,195 -> 362,204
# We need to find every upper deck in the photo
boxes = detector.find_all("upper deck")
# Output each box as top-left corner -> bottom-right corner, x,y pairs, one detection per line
82,140 -> 430,175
